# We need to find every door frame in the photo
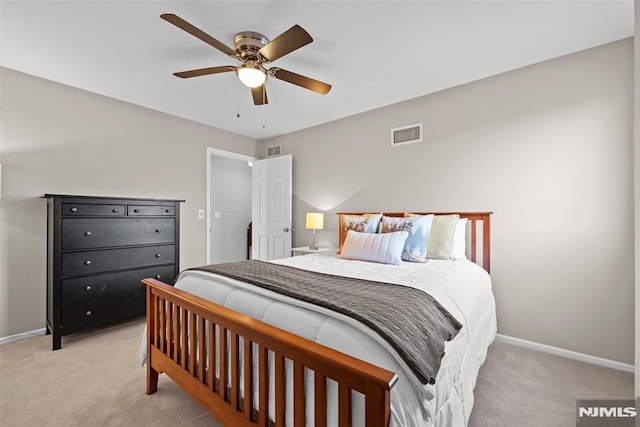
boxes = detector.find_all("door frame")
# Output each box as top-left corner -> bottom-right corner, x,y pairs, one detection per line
206,147 -> 258,264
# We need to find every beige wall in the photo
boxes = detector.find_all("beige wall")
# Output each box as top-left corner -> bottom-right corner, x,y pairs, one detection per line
0,67 -> 258,337
261,39 -> 635,364
1,38 -> 635,367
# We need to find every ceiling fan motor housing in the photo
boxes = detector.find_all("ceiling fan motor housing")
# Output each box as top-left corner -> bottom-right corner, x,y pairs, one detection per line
234,32 -> 270,61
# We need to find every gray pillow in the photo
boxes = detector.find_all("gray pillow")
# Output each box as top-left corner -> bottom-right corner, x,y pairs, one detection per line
427,214 -> 460,259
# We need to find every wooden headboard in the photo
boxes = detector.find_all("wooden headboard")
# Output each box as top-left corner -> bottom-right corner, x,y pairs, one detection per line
337,212 -> 493,273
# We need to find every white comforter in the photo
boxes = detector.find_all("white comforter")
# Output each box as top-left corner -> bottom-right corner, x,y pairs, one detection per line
143,252 -> 496,426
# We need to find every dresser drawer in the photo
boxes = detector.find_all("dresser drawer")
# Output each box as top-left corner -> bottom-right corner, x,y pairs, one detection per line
62,203 -> 125,216
61,291 -> 146,333
62,218 -> 175,250
61,245 -> 175,277
61,265 -> 176,304
128,205 -> 175,216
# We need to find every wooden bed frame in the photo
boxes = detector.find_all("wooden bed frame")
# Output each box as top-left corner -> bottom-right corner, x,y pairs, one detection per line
144,212 -> 492,427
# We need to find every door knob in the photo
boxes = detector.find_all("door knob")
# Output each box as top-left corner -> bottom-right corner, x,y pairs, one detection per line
282,227 -> 294,232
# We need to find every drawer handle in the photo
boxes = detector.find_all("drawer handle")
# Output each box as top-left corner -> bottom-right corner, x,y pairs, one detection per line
84,231 -> 92,237
84,260 -> 92,265
84,285 -> 92,291
165,209 -> 171,213
155,275 -> 161,279
112,208 -> 119,213
155,229 -> 161,233
134,209 -> 140,213
70,207 -> 78,213
85,310 -> 92,316
155,253 -> 161,258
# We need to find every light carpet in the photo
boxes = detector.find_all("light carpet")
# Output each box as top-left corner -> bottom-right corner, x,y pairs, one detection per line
0,319 -> 633,426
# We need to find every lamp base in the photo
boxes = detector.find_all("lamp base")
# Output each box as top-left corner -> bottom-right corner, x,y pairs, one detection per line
310,229 -> 317,251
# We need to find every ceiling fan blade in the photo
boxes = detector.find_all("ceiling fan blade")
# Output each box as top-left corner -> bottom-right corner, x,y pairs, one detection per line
174,66 -> 236,79
270,68 -> 331,95
258,25 -> 313,62
251,85 -> 268,105
161,13 -> 237,57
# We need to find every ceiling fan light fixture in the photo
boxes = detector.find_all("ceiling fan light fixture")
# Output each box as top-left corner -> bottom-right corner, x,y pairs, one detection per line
237,64 -> 266,88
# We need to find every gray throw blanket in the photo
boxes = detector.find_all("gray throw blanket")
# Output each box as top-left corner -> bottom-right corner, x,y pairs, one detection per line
190,260 -> 462,385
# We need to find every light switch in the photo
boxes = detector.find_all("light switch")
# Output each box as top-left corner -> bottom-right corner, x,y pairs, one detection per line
198,209 -> 205,219
214,211 -> 221,219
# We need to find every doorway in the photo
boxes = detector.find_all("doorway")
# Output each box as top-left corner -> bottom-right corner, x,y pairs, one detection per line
206,147 -> 257,264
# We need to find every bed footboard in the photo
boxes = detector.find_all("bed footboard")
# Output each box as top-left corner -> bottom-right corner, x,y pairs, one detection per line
144,278 -> 398,427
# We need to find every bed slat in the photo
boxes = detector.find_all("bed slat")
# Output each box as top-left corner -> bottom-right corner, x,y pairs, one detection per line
198,317 -> 206,381
338,383 -> 351,427
163,301 -> 169,354
231,331 -> 240,410
173,304 -> 180,363
243,338 -> 253,420
168,302 -> 174,360
219,327 -> 227,401
159,299 -> 165,353
208,321 -> 215,391
293,362 -> 305,427
258,345 -> 269,426
189,312 -> 197,376
275,354 -> 286,425
315,373 -> 327,427
154,294 -> 160,348
181,308 -> 188,370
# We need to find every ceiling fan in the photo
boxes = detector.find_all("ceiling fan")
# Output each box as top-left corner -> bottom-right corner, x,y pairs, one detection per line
161,13 -> 332,106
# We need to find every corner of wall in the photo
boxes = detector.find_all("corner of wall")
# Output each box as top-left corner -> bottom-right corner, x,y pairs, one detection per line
255,138 -> 271,159
634,0 -> 639,399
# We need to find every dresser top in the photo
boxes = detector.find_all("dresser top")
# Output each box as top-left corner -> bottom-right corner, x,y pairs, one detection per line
40,194 -> 185,202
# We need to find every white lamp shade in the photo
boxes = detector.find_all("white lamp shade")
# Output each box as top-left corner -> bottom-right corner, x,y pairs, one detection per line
237,65 -> 266,88
305,212 -> 324,230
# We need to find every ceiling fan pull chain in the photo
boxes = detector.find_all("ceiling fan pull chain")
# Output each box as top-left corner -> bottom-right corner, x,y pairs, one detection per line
236,76 -> 241,118
262,86 -> 267,129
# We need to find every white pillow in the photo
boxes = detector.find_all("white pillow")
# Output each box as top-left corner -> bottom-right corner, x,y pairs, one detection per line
426,214 -> 459,259
451,218 -> 468,260
339,230 -> 409,266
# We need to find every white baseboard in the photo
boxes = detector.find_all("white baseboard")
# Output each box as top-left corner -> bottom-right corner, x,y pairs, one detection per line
0,328 -> 47,345
495,334 -> 634,373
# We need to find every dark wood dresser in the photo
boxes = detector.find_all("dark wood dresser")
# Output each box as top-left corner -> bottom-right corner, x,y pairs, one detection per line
42,194 -> 184,350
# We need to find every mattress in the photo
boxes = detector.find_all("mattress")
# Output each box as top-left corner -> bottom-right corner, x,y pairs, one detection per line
142,252 -> 496,426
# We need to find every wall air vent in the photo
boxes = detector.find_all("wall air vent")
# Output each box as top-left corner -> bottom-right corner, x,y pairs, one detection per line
391,123 -> 422,147
267,145 -> 281,157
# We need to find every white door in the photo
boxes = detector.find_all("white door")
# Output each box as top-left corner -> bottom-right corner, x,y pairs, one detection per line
251,154 -> 292,260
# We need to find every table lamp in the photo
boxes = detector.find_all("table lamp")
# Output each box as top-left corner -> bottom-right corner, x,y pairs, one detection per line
305,212 -> 324,250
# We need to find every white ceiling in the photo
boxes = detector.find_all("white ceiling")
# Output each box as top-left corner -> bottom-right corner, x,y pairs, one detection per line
0,1 -> 634,140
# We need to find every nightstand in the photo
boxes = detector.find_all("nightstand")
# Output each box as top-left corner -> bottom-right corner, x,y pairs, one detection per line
291,246 -> 334,256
